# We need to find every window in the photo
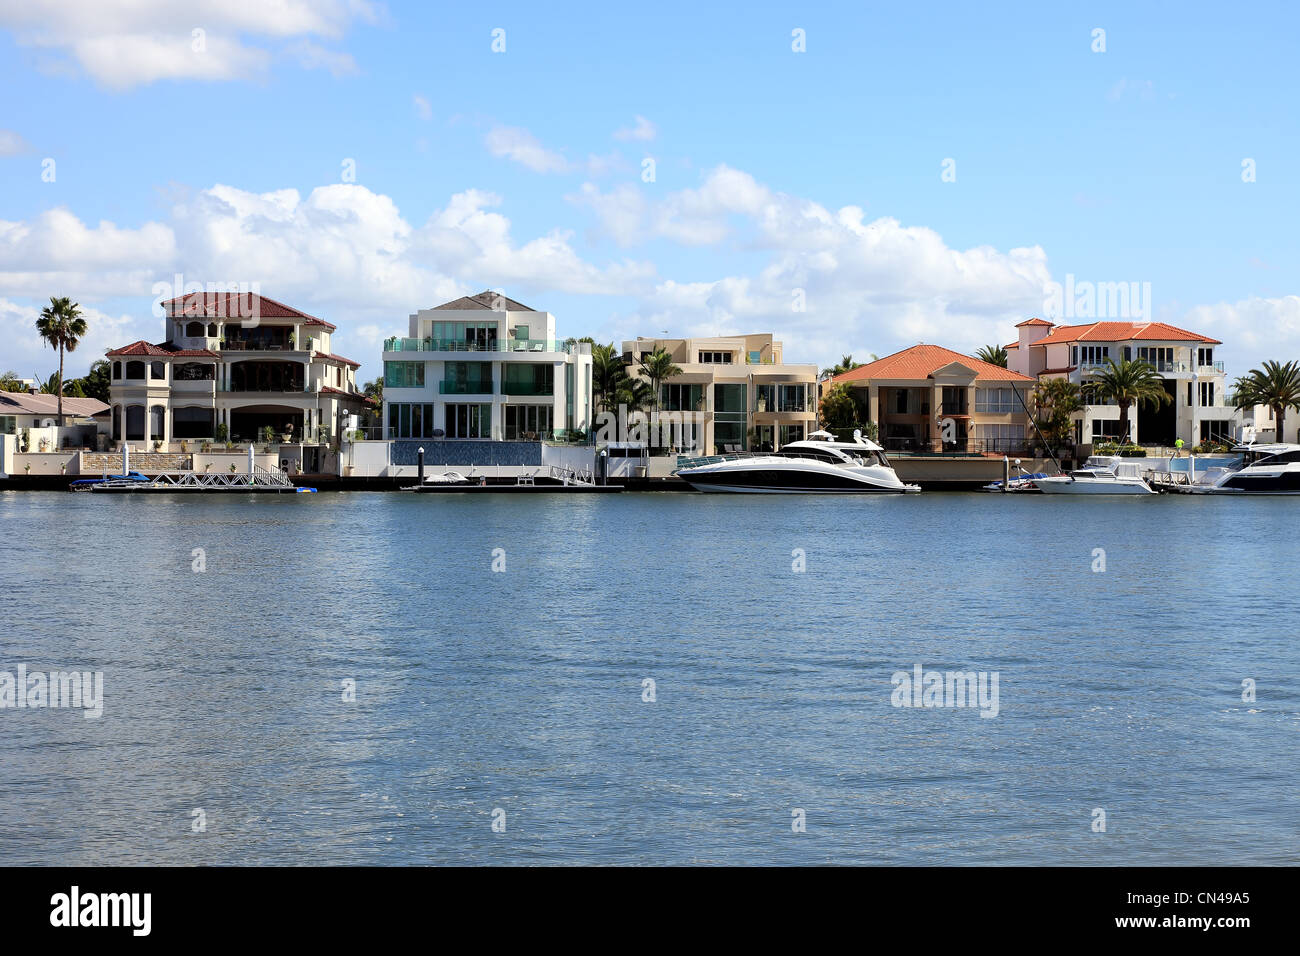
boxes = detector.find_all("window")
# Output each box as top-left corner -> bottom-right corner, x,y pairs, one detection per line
697,351 -> 732,364
501,363 -> 553,396
150,361 -> 165,380
663,383 -> 704,411
895,389 -> 909,414
185,321 -> 205,337
975,387 -> 1020,413
975,423 -> 1025,449
778,424 -> 804,447
1198,347 -> 1215,367
445,403 -> 491,438
442,362 -> 492,394
175,363 -> 214,381
125,405 -> 145,440
112,362 -> 121,380
941,386 -> 967,415
777,384 -> 806,412
387,403 -> 436,438
427,321 -> 499,351
1199,381 -> 1216,407
172,406 -> 214,439
207,323 -> 218,338
504,404 -> 552,440
1092,419 -> 1124,437
125,361 -> 145,379
0,416 -> 15,435
1079,345 -> 1109,366
384,361 -> 425,389
1136,347 -> 1173,369
749,350 -> 762,363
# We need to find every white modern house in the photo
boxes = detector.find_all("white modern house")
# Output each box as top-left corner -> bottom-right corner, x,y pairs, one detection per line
1007,318 -> 1236,446
381,291 -> 593,441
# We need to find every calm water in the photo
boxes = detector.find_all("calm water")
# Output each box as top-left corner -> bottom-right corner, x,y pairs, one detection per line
1,489 -> 1296,865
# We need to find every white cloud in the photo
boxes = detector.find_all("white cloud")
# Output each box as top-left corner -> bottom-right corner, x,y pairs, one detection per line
0,297 -> 141,380
0,0 -> 379,89
613,115 -> 656,142
412,93 -> 432,121
0,129 -> 31,155
1178,296 -> 1300,374
484,125 -> 573,174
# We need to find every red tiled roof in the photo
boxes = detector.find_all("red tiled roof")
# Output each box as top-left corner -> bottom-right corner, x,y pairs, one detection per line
319,352 -> 360,368
1015,317 -> 1052,327
829,344 -> 1035,384
164,292 -> 336,329
1005,342 -> 1018,349
320,386 -> 365,399
1030,321 -> 1220,346
105,340 -> 220,358
0,391 -> 109,417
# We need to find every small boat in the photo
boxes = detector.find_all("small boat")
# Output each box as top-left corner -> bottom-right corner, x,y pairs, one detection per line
675,430 -> 920,494
1034,455 -> 1155,495
422,471 -> 470,484
1181,443 -> 1300,495
68,471 -> 150,491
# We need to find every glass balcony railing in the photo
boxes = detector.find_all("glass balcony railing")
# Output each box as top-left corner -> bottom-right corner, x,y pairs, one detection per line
501,381 -> 554,396
438,380 -> 494,394
385,337 -> 573,354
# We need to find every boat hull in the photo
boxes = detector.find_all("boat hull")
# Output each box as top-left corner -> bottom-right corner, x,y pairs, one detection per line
1034,477 -> 1155,495
679,464 -> 912,493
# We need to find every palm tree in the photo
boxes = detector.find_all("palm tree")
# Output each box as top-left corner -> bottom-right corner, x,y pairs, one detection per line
1088,357 -> 1171,444
0,370 -> 24,392
976,344 -> 1008,368
592,343 -> 631,413
820,353 -> 873,379
35,297 -> 88,426
637,348 -> 683,411
1233,359 -> 1300,444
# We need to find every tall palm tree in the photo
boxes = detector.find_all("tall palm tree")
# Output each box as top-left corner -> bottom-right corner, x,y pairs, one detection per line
637,348 -> 683,412
592,343 -> 631,413
1089,357 -> 1171,444
976,344 -> 1008,368
35,296 -> 87,426
1233,359 -> 1300,444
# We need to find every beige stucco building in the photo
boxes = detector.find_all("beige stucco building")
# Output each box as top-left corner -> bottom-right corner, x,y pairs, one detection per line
620,333 -> 817,453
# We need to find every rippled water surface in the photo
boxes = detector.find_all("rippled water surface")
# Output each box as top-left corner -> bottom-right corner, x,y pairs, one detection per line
1,489 -> 1296,865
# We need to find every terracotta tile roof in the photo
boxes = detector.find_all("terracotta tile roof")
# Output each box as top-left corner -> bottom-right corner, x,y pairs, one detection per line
0,391 -> 109,418
105,340 -> 220,358
433,290 -> 538,312
1015,317 -> 1052,327
829,344 -> 1035,384
164,293 -> 336,329
319,352 -> 360,368
320,386 -> 365,399
1030,321 -> 1220,346
1005,342 -> 1018,349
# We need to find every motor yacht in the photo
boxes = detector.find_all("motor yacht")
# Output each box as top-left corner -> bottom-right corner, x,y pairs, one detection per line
1033,455 -> 1156,495
674,430 -> 920,493
1182,443 -> 1300,495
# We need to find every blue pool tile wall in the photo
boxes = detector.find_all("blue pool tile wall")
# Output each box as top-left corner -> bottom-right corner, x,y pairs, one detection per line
390,440 -> 542,466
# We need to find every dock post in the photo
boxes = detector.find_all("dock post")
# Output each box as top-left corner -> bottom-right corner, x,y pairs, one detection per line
122,444 -> 129,476
417,447 -> 425,485
1002,456 -> 1010,492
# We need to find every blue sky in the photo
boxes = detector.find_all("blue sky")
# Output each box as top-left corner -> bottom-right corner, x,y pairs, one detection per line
2,0 -> 1297,382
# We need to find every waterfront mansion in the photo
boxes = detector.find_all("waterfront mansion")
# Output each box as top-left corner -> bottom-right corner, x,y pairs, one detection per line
380,291 -> 594,441
105,292 -> 369,449
619,333 -> 818,453
1007,318 -> 1233,446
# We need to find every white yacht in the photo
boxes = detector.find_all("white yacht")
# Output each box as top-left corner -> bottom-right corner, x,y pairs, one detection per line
674,431 -> 920,494
1183,443 -> 1300,495
1034,455 -> 1156,495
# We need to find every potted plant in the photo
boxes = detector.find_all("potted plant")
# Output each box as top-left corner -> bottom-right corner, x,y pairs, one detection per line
287,332 -> 296,349
24,463 -> 31,475
152,440 -> 162,452
215,423 -> 228,445
229,463 -> 237,475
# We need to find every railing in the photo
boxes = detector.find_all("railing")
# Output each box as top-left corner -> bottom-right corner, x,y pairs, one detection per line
940,402 -> 968,415
1199,361 -> 1226,373
501,381 -> 554,396
438,381 -> 494,394
880,437 -> 1038,456
384,337 -> 574,354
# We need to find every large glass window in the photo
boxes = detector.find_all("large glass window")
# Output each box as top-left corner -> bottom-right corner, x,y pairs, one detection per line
975,387 -> 1020,413
388,403 -> 436,438
446,403 -> 492,438
385,361 -> 426,389
125,405 -> 145,440
428,321 -> 500,351
0,416 -> 15,435
172,406 -> 214,439
125,361 -> 145,380
777,384 -> 806,412
664,383 -> 704,411
697,351 -> 733,364
778,424 -> 804,447
504,404 -> 552,440
501,363 -> 553,396
175,362 -> 215,381
441,362 -> 492,394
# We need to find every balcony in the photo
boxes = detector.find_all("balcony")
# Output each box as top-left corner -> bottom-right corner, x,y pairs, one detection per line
384,337 -> 574,354
439,380 -> 494,395
501,381 -> 554,396
940,401 -> 969,415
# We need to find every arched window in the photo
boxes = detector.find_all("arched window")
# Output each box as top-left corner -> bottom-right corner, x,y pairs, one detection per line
112,405 -> 122,441
125,361 -> 145,379
112,361 -> 121,380
175,362 -> 214,381
125,406 -> 145,440
149,405 -> 166,441
207,323 -> 218,337
185,321 -> 205,337
150,361 -> 165,380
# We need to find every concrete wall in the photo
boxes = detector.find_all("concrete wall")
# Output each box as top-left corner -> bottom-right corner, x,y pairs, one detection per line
12,452 -> 80,475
